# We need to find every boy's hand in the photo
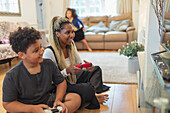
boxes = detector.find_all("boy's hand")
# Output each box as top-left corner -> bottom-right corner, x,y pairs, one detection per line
32,104 -> 49,113
84,60 -> 94,72
53,100 -> 68,113
66,64 -> 81,75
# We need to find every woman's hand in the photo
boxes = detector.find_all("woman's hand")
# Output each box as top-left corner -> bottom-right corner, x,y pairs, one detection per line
84,60 -> 94,72
31,104 -> 49,113
53,100 -> 68,113
66,64 -> 81,75
82,27 -> 85,32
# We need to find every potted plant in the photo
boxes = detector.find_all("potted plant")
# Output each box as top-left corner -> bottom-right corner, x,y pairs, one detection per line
159,41 -> 170,59
165,41 -> 170,50
118,40 -> 144,74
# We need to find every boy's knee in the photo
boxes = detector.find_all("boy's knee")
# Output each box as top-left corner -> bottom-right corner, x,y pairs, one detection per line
69,93 -> 81,103
73,93 -> 81,100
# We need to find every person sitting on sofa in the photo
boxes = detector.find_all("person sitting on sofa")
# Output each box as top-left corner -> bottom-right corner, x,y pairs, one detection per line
2,27 -> 81,113
65,8 -> 92,52
43,16 -> 110,109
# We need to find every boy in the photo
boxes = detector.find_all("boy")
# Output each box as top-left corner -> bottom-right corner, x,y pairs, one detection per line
2,27 -> 81,113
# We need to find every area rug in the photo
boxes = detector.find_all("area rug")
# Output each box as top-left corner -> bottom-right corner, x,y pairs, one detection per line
78,52 -> 137,84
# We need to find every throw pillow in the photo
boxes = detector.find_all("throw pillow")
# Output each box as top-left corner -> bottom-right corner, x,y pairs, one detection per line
165,25 -> 170,32
86,21 -> 109,33
109,19 -> 130,31
1,38 -> 10,44
164,19 -> 170,25
94,27 -> 109,33
86,21 -> 106,32
164,19 -> 170,32
84,25 -> 89,32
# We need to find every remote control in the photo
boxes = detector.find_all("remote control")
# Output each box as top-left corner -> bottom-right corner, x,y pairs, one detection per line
76,63 -> 92,69
44,106 -> 63,113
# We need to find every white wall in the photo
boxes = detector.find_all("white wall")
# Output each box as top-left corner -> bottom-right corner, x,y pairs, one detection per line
0,0 -> 37,28
43,0 -> 65,29
0,0 -> 69,30
132,0 -> 139,41
143,0 -> 161,98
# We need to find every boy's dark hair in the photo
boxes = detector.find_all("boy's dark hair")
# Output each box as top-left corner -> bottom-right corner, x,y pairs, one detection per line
65,8 -> 78,18
9,27 -> 41,53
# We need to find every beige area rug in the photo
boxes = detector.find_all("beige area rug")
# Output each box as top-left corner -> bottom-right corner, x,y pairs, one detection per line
78,52 -> 137,84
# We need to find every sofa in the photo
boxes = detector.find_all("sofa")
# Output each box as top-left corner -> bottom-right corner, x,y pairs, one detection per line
75,13 -> 135,50
162,12 -> 170,43
0,21 -> 48,65
0,22 -> 18,65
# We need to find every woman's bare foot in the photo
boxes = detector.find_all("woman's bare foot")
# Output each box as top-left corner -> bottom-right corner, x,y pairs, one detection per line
96,94 -> 109,104
87,47 -> 92,52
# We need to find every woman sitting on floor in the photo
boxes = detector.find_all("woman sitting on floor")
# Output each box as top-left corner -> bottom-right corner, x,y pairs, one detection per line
43,16 -> 110,109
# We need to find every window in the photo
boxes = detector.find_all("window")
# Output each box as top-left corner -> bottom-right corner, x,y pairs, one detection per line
70,0 -> 117,17
0,0 -> 21,16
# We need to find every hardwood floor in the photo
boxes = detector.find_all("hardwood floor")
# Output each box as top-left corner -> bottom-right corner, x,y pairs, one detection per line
0,57 -> 138,113
76,84 -> 137,113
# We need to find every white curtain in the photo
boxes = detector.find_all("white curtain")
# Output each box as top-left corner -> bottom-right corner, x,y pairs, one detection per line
63,0 -> 70,16
165,0 -> 170,12
117,0 -> 132,14
104,0 -> 117,16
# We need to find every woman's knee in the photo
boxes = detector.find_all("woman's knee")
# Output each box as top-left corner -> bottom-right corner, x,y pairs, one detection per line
93,66 -> 102,78
82,83 -> 95,94
95,66 -> 102,72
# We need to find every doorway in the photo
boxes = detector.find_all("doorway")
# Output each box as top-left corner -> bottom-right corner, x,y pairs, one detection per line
36,0 -> 46,29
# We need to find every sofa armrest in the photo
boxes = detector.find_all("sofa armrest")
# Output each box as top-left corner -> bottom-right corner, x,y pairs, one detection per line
126,26 -> 135,32
39,29 -> 49,48
162,27 -> 166,32
126,27 -> 135,43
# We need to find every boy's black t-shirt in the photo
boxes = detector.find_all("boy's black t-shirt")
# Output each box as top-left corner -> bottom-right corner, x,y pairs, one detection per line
3,59 -> 64,105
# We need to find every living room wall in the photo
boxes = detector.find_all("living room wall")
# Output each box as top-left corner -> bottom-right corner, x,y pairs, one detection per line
0,0 -> 67,30
43,0 -> 66,29
0,0 -> 37,28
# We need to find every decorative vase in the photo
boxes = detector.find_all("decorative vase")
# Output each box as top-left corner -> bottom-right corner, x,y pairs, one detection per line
128,57 -> 139,74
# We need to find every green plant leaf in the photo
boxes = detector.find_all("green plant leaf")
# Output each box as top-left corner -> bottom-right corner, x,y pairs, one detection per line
119,40 -> 144,57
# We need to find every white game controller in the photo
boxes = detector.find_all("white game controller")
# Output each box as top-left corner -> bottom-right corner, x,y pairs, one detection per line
44,106 -> 63,113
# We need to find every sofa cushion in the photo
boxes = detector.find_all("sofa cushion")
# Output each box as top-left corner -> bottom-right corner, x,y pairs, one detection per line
164,12 -> 170,20
88,16 -> 108,27
84,25 -> 89,32
94,27 -> 109,33
87,42 -> 104,49
108,13 -> 133,26
105,42 -> 127,49
85,32 -> 104,42
109,19 -> 130,31
164,32 -> 170,42
88,22 -> 107,27
75,42 -> 84,49
89,16 -> 108,23
80,17 -> 89,26
105,31 -> 127,42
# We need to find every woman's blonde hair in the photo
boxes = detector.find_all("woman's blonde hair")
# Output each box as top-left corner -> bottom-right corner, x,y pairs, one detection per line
49,16 -> 79,84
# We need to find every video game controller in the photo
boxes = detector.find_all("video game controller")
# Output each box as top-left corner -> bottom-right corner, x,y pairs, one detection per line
76,63 -> 92,69
44,106 -> 63,113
